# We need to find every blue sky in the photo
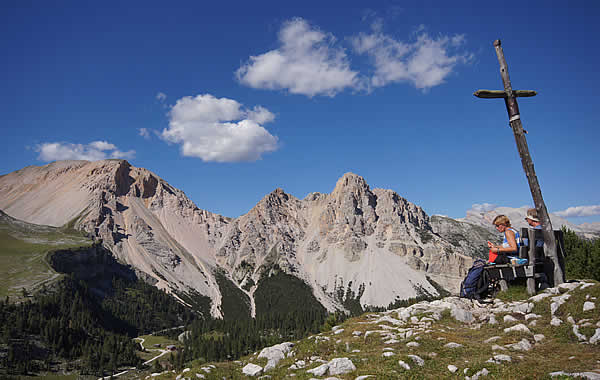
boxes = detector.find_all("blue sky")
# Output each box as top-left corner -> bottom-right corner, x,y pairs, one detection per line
1,0 -> 599,224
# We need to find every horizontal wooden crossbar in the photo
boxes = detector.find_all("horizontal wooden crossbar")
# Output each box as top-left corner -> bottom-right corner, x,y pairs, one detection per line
473,90 -> 537,99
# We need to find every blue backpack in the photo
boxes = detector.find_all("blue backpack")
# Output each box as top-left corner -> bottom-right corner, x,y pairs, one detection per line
460,259 -> 490,299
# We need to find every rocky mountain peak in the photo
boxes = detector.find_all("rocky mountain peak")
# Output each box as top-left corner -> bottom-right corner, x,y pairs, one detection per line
331,172 -> 370,196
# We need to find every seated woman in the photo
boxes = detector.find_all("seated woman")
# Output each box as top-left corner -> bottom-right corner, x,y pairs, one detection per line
487,215 -> 522,264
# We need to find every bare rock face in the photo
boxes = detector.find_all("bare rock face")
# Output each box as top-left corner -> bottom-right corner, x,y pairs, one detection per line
0,162 -> 475,317
0,160 -> 229,317
430,215 -> 499,260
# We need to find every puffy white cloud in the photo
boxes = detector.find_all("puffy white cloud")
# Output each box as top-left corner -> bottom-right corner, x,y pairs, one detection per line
161,94 -> 278,162
138,128 -> 151,139
36,141 -> 135,162
236,18 -> 359,97
469,203 -> 499,213
89,140 -> 116,151
351,27 -> 472,90
555,205 -> 600,218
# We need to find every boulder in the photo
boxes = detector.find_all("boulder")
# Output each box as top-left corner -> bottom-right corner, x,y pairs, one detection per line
327,358 -> 356,375
242,363 -> 263,377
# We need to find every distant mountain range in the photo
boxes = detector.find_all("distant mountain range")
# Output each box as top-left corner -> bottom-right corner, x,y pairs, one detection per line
0,160 -> 593,318
457,206 -> 600,237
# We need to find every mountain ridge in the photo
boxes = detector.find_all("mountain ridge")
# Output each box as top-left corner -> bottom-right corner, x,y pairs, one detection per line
1,160 -> 475,318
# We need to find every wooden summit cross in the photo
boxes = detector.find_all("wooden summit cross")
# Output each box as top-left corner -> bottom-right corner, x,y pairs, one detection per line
474,39 -> 565,287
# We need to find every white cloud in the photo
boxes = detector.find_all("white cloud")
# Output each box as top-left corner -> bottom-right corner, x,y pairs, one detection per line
469,203 -> 498,213
555,205 -> 600,218
138,128 -> 151,139
351,27 -> 472,90
110,150 -> 136,160
161,94 -> 278,162
156,92 -> 167,101
236,18 -> 359,97
89,140 -> 116,151
36,141 -> 135,162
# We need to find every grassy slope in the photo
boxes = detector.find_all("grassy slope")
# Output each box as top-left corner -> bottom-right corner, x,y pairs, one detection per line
0,212 -> 92,299
149,281 -> 600,379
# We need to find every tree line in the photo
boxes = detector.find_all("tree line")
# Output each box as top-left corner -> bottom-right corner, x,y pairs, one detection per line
563,227 -> 600,281
0,274 -> 197,377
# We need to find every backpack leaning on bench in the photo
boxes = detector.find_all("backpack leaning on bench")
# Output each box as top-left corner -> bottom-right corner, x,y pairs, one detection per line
460,259 -> 490,300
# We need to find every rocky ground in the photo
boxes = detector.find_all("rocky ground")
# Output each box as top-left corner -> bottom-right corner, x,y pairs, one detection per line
147,280 -> 600,379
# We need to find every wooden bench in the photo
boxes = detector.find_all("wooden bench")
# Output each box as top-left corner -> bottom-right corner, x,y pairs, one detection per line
484,228 -> 566,295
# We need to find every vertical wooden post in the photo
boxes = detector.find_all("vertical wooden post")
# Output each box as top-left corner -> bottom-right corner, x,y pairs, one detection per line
526,228 -> 537,295
492,40 -> 564,286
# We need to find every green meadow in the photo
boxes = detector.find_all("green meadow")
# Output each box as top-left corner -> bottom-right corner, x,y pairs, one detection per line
0,213 -> 92,299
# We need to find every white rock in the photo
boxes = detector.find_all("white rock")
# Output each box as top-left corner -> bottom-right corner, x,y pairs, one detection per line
406,342 -> 420,348
529,293 -> 552,302
355,376 -> 375,380
551,294 -> 571,315
448,365 -> 458,373
384,339 -> 400,344
503,324 -> 532,334
398,360 -> 411,370
551,317 -> 563,326
484,336 -> 500,344
590,329 -> 600,344
573,325 -> 588,341
258,342 -> 294,371
327,358 -> 356,376
334,329 -> 345,335
444,342 -> 463,348
195,374 -> 205,379
509,302 -> 531,314
451,307 -> 474,323
408,354 -> 424,366
525,313 -> 541,321
488,315 -> 498,325
580,282 -> 595,289
567,316 -> 576,324
352,349 -> 361,353
529,320 -> 537,327
306,364 -> 329,377
583,302 -> 596,312
504,315 -> 518,323
493,354 -> 512,362
352,331 -> 362,336
550,371 -> 600,379
242,363 -> 263,377
491,344 -> 506,351
534,334 -> 545,343
509,339 -> 532,351
558,282 -> 581,291
466,368 -> 490,380
383,352 -> 395,357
